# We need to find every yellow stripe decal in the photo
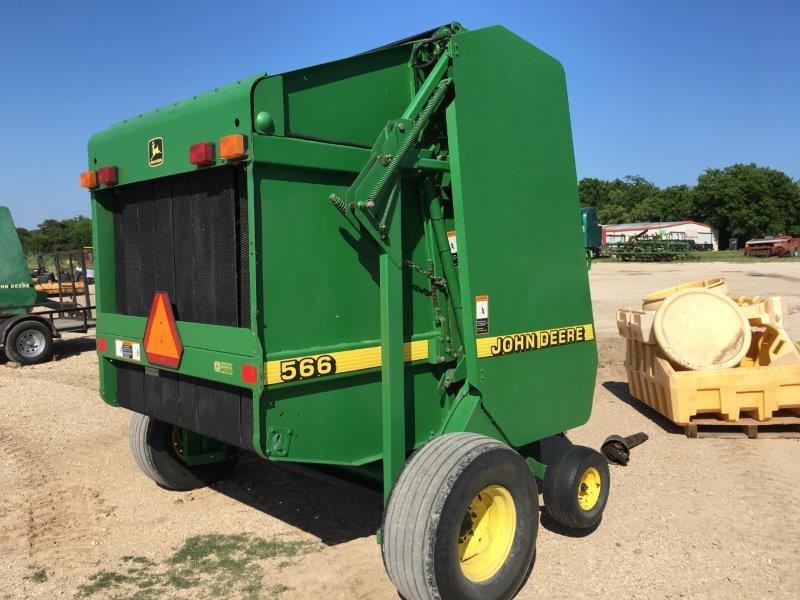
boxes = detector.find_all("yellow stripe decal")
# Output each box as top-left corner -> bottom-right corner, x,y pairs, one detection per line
265,340 -> 428,386
476,324 -> 594,359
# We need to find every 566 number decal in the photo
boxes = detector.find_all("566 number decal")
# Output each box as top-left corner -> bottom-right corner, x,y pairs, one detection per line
279,355 -> 337,383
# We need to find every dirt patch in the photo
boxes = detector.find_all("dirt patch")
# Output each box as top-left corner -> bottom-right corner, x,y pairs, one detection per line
2,262 -> 799,598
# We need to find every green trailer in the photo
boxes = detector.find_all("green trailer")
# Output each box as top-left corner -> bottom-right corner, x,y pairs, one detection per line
1,206 -> 96,364
85,23 -> 607,600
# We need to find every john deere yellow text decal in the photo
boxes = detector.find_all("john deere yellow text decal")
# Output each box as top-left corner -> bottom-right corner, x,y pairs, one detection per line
265,340 -> 428,385
476,324 -> 594,359
148,137 -> 164,166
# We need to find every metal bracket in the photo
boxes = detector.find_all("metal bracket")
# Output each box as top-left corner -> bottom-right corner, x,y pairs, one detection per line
266,426 -> 293,457
176,429 -> 231,466
328,51 -> 453,263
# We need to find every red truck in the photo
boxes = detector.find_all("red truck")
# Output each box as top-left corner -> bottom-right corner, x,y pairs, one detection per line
744,235 -> 800,257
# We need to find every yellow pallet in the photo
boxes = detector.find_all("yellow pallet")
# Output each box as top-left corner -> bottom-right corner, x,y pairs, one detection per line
732,295 -> 786,327
622,331 -> 800,425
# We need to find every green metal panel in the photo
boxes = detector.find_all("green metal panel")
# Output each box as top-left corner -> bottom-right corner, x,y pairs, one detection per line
446,26 -> 597,446
0,206 -> 36,316
254,162 -> 447,463
276,45 -> 414,146
88,75 -> 263,185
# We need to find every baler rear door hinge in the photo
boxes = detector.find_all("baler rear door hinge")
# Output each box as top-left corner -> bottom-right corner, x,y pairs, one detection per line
328,51 -> 453,263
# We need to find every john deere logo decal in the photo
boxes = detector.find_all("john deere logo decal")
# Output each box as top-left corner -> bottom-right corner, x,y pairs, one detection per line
148,137 -> 164,166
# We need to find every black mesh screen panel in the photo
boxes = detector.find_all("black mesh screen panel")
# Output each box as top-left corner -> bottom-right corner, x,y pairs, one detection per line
111,166 -> 249,328
116,362 -> 254,451
110,167 -> 253,449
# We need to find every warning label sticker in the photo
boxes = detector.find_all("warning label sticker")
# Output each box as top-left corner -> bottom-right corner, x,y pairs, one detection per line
447,230 -> 458,265
115,340 -> 141,362
475,295 -> 489,334
447,230 -> 458,255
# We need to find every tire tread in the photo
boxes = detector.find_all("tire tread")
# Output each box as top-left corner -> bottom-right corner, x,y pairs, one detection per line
383,433 -> 508,600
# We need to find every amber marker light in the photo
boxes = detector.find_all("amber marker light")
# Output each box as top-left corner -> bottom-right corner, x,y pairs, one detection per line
219,134 -> 247,160
80,170 -> 98,189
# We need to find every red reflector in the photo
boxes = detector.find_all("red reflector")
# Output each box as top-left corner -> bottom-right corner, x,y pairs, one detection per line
189,142 -> 215,166
98,166 -> 118,186
143,292 -> 184,369
97,337 -> 107,352
241,364 -> 258,384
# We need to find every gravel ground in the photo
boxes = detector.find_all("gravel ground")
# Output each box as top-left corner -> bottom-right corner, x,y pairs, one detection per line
1,261 -> 798,599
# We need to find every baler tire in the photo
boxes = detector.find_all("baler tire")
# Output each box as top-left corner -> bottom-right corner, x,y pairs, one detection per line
543,444 -> 609,530
129,413 -> 234,491
382,433 -> 538,600
4,320 -> 53,365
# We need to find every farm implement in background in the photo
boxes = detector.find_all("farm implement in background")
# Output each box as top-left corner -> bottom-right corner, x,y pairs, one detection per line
744,235 -> 800,258
605,230 -> 695,262
1,206 -> 95,364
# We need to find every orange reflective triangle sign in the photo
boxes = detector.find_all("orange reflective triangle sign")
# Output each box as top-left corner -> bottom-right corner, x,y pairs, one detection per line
143,291 -> 183,369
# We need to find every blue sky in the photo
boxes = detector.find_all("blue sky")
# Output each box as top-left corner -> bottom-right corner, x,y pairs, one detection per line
1,0 -> 797,228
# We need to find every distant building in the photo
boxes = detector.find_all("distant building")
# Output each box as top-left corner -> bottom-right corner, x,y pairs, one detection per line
602,221 -> 718,250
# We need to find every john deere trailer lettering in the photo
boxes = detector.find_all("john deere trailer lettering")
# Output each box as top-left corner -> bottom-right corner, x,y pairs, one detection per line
85,23 -> 607,600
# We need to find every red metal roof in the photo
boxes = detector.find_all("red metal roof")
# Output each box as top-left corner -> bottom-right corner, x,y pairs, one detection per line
603,220 -> 712,232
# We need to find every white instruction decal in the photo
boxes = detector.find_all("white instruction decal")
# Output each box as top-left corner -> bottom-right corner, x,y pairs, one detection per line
447,230 -> 458,255
476,295 -> 489,334
115,339 -> 141,362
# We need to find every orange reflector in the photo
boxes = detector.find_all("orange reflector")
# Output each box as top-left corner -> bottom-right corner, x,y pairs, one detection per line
96,337 -> 107,352
80,170 -> 98,189
219,134 -> 247,160
143,291 -> 184,369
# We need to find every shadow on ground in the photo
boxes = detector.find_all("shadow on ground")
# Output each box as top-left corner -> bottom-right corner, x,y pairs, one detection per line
53,336 -> 97,360
602,380 -> 681,434
539,509 -> 601,538
214,454 -> 383,546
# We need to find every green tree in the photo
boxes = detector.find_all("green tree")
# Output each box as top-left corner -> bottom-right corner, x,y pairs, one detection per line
694,164 -> 800,245
580,175 -> 659,224
631,184 -> 696,223
16,216 -> 93,254
579,164 -> 800,245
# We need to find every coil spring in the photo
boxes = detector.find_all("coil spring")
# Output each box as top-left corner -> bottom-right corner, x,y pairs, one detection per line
371,79 -> 452,223
329,194 -> 347,215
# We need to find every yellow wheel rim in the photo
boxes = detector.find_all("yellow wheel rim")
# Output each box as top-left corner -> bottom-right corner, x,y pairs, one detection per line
458,485 -> 516,583
578,467 -> 601,511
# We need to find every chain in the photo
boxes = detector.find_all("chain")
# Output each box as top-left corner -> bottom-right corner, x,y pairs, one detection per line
404,260 -> 447,291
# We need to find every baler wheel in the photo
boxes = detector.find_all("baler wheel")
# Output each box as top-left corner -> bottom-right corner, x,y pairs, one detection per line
543,445 -> 609,530
5,320 -> 53,365
382,433 -> 538,600
129,413 -> 234,491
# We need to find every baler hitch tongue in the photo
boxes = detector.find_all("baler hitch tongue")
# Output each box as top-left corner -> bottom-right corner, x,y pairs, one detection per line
601,432 -> 649,465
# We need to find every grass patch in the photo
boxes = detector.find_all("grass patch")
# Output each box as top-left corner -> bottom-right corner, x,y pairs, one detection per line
691,250 -> 800,263
24,568 -> 48,584
594,250 -> 800,264
78,533 -> 317,599
269,584 -> 292,597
